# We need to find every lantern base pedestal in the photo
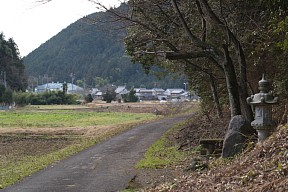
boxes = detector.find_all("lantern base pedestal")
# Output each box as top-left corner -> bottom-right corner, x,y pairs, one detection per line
257,129 -> 271,143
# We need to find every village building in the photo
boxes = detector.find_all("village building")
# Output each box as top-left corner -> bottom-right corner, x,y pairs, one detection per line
135,88 -> 157,101
114,86 -> 128,102
34,82 -> 84,94
90,88 -> 103,100
164,89 -> 185,99
115,86 -> 128,95
89,85 -> 200,102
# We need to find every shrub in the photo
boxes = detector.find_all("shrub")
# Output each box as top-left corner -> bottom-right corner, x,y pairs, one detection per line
102,89 -> 117,103
123,89 -> 138,103
84,94 -> 93,103
13,91 -> 78,106
13,92 -> 31,106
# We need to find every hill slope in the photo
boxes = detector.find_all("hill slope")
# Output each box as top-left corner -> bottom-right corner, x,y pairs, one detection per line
148,124 -> 288,191
23,7 -> 184,89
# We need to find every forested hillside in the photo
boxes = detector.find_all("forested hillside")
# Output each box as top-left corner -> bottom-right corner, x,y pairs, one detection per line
23,7 -> 185,89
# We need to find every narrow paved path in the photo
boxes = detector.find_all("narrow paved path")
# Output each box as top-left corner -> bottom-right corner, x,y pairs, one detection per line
2,114 -> 190,192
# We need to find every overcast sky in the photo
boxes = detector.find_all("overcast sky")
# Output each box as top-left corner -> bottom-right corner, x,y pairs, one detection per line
0,0 -> 122,57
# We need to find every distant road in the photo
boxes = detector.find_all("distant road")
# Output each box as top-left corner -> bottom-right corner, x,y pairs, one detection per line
2,114 -> 190,192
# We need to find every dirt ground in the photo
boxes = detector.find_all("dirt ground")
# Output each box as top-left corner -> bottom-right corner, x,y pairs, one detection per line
0,124 -> 124,161
86,100 -> 194,115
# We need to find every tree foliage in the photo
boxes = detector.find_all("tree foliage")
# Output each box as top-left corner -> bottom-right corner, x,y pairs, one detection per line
95,0 -> 288,122
0,84 -> 13,105
13,91 -> 78,106
0,33 -> 27,91
123,88 -> 138,102
102,89 -> 117,103
84,93 -> 94,103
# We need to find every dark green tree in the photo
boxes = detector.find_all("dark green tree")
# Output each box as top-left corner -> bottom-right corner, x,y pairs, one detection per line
2,89 -> 13,105
123,89 -> 138,103
76,79 -> 85,88
62,82 -> 68,94
84,93 -> 93,103
13,92 -> 31,107
94,76 -> 109,88
102,89 -> 117,103
0,84 -> 5,103
0,33 -> 27,91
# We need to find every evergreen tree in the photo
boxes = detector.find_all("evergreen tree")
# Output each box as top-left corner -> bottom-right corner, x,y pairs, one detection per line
0,84 -> 5,103
62,82 -> 68,93
102,89 -> 117,103
0,32 -> 27,91
123,89 -> 138,102
84,93 -> 93,103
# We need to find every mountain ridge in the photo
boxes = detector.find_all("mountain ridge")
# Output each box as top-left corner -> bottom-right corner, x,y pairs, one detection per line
23,7 -> 185,89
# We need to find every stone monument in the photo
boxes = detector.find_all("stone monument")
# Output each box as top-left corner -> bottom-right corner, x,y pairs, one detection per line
247,75 -> 278,143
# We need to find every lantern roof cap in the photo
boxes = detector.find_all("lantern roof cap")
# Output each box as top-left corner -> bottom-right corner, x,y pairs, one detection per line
247,74 -> 278,105
259,74 -> 269,93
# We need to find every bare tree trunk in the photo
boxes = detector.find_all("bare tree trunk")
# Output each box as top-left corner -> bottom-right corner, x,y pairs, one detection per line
198,0 -> 253,121
222,44 -> 241,117
209,73 -> 223,118
236,41 -> 254,122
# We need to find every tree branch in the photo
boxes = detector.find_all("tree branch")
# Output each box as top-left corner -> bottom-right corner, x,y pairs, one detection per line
171,0 -> 210,49
166,51 -> 214,60
195,0 -> 207,42
198,0 -> 253,121
171,0 -> 224,63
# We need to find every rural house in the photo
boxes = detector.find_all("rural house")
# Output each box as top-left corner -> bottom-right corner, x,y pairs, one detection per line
34,82 -> 84,94
90,88 -> 103,100
114,86 -> 128,102
135,88 -> 158,101
164,89 -> 185,99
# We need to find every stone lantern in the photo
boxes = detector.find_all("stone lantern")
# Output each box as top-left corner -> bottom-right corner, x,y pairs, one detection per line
247,75 -> 278,143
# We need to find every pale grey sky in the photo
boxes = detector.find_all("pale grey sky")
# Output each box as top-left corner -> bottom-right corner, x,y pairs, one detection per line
0,0 -> 122,56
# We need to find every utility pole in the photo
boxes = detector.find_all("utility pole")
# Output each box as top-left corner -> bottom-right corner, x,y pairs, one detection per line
184,82 -> 188,91
70,73 -> 75,93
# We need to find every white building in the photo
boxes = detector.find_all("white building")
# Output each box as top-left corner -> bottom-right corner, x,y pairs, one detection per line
34,82 -> 84,94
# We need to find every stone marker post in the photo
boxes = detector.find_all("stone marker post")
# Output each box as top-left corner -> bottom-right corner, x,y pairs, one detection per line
247,75 -> 278,143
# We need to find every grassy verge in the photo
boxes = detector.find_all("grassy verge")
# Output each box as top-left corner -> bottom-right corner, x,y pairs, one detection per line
136,120 -> 190,169
135,103 -> 200,169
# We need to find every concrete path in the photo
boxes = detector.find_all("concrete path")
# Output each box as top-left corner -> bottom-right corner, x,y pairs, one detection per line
2,115 -> 190,192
